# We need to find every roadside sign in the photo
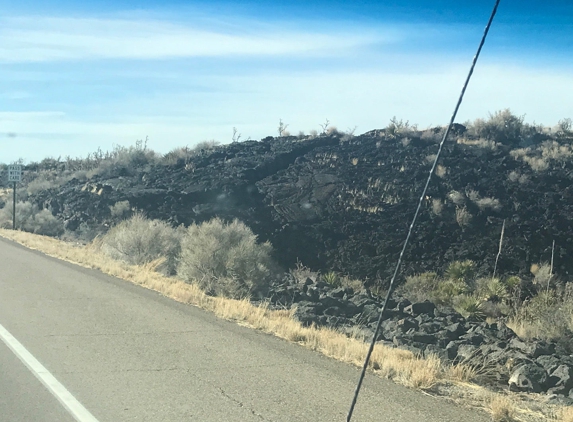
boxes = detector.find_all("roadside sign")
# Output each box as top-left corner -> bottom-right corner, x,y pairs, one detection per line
8,165 -> 22,182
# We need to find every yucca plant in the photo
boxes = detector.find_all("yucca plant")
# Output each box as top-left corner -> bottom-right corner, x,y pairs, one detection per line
444,259 -> 476,285
478,278 -> 510,303
454,295 -> 486,320
504,275 -> 522,290
322,271 -> 341,287
445,260 -> 476,283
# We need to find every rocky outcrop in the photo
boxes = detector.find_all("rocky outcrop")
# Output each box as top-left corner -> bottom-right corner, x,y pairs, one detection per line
259,273 -> 573,401
27,129 -> 573,285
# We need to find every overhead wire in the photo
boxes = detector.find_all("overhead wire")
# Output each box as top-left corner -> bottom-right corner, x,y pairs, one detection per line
345,1 -> 502,420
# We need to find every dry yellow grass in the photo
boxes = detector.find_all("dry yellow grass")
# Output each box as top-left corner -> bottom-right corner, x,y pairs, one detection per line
559,407 -> 573,422
490,394 -> 517,422
0,228 -> 568,421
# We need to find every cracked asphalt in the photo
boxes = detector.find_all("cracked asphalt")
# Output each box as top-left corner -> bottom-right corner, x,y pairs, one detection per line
0,237 -> 490,421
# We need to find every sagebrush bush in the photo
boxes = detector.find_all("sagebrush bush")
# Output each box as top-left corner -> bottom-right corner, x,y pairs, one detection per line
100,213 -> 181,275
161,141 -> 220,166
0,200 -> 64,236
178,217 -> 276,299
26,176 -> 60,195
398,272 -> 439,303
89,143 -> 158,178
470,109 -> 525,145
109,200 -> 131,218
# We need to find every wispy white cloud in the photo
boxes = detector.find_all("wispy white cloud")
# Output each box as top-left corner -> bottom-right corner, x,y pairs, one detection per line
2,61 -> 572,164
0,16 -> 396,63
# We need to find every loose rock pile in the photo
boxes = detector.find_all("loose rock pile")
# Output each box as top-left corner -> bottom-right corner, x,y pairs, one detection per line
260,273 -> 573,402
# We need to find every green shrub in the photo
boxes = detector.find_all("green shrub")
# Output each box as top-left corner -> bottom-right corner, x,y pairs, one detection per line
398,272 -> 439,303
100,213 -> 181,275
177,217 -> 275,299
0,200 -> 64,236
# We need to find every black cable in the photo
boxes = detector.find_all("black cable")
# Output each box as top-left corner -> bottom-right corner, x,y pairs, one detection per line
346,1 -> 501,420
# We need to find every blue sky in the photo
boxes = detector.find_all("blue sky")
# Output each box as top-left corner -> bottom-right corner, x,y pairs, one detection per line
1,0 -> 572,163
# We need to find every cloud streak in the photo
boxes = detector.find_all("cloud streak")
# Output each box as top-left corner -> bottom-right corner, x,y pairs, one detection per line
0,16 -> 395,63
2,62 -> 572,164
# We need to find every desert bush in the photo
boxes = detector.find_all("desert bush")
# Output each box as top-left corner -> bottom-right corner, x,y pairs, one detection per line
448,190 -> 465,205
431,199 -> 443,216
433,278 -> 469,305
475,197 -> 502,211
386,117 -> 414,138
507,171 -> 529,184
100,213 -> 181,275
455,206 -> 472,227
0,200 -> 63,236
456,138 -> 498,150
177,217 -> 276,299
555,118 -> 573,138
435,165 -> 447,178
61,221 -> 104,244
109,200 -> 131,219
290,261 -> 319,284
88,141 -> 159,178
26,177 -> 59,195
161,141 -> 220,166
470,109 -> 525,145
509,140 -> 573,172
532,263 -> 553,288
162,146 -> 193,166
465,189 -> 501,212
398,272 -> 439,303
509,286 -> 573,343
193,140 -> 220,151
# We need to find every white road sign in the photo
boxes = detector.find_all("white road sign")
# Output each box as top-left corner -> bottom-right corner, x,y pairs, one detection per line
8,165 -> 22,182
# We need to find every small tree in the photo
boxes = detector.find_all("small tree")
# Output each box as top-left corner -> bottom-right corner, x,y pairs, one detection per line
278,119 -> 289,137
319,119 -> 330,134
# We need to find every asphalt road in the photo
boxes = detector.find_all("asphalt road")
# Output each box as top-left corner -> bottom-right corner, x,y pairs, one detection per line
0,237 -> 490,421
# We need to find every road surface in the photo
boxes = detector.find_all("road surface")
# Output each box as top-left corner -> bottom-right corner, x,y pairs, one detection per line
0,237 -> 490,421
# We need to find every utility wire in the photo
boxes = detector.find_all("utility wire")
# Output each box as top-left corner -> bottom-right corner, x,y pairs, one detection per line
346,1 -> 501,420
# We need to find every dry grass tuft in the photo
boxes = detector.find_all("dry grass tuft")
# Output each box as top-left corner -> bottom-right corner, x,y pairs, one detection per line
559,407 -> 573,422
490,394 -> 517,422
445,362 -> 477,383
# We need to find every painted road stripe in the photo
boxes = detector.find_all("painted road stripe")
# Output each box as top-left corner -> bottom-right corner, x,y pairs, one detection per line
0,323 -> 100,422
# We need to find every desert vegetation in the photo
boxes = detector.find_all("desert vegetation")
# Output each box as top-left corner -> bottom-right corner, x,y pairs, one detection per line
2,109 -> 573,419
2,226 -> 571,421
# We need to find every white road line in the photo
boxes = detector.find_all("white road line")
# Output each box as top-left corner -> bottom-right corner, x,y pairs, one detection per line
0,323 -> 100,422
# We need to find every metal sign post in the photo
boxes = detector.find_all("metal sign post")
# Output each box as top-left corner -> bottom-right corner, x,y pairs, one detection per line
8,165 -> 22,230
